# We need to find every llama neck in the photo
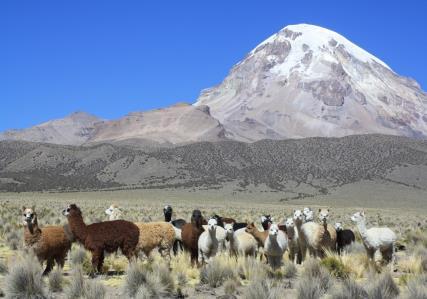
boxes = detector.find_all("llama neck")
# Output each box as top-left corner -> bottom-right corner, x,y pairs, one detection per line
250,229 -> 268,247
68,215 -> 88,242
23,221 -> 42,245
164,213 -> 172,222
322,219 -> 328,230
208,229 -> 217,240
268,234 -> 279,246
286,227 -> 295,239
355,220 -> 368,240
227,232 -> 235,244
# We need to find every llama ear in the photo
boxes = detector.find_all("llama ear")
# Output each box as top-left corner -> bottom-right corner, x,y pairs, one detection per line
327,208 -> 330,212
361,210 -> 365,216
318,208 -> 322,212
22,206 -> 26,212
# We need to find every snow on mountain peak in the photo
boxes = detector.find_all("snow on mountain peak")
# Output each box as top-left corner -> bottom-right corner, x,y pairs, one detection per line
251,24 -> 391,72
195,24 -> 427,141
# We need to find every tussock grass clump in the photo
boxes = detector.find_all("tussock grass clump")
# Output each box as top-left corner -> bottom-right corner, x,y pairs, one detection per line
365,272 -> 399,299
398,254 -> 423,274
70,245 -> 88,265
123,261 -> 175,298
123,262 -> 147,298
244,279 -> 286,299
406,274 -> 427,299
200,256 -> 236,288
329,278 -> 368,299
65,266 -> 85,299
238,257 -> 268,281
296,258 -> 333,299
4,254 -> 46,299
5,231 -> 21,250
0,260 -> 8,274
321,254 -> 351,279
69,245 -> 92,274
48,268 -> 63,293
135,285 -> 154,299
223,278 -> 239,295
150,262 -> 175,295
404,229 -> 427,248
282,261 -> 297,279
83,279 -> 106,299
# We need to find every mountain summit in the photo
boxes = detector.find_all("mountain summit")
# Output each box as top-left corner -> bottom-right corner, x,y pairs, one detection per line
195,24 -> 427,141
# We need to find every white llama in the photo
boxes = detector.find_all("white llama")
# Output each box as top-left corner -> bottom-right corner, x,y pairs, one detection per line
351,211 -> 396,270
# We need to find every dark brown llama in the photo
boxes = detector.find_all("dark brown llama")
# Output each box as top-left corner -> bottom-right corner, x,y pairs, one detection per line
62,204 -> 139,276
181,209 -> 205,266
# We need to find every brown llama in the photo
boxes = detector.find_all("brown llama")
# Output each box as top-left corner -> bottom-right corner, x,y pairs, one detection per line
62,204 -> 139,276
22,207 -> 72,275
181,209 -> 205,266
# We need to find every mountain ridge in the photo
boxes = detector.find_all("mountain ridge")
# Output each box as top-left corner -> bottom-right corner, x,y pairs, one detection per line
1,24 -> 426,146
1,134 -> 426,194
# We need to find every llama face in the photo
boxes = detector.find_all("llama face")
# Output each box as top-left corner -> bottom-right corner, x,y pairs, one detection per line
245,222 -> 256,234
285,217 -> 294,228
334,222 -> 343,231
105,205 -> 116,216
191,209 -> 203,225
163,205 -> 172,215
224,223 -> 233,235
261,215 -> 272,230
62,204 -> 81,217
293,210 -> 304,222
207,218 -> 217,231
318,209 -> 330,222
351,211 -> 365,223
22,207 -> 36,225
269,224 -> 279,236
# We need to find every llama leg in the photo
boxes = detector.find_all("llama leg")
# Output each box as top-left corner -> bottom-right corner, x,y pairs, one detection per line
366,248 -> 375,262
43,258 -> 54,276
173,240 -> 179,256
91,250 -> 103,277
391,243 -> 395,272
373,249 -> 382,267
159,246 -> 171,262
55,254 -> 66,269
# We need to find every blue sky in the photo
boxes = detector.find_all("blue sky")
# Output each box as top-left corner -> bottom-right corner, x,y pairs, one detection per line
1,0 -> 426,131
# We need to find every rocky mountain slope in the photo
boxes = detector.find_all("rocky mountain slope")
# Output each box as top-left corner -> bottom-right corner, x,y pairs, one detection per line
87,103 -> 226,146
195,24 -> 427,141
0,112 -> 101,145
0,104 -> 226,147
1,135 -> 426,195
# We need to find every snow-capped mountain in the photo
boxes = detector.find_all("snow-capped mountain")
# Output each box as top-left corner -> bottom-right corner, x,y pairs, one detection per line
0,112 -> 101,145
195,24 -> 427,141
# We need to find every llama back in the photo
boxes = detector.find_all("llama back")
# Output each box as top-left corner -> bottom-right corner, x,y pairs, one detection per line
366,227 -> 397,247
134,222 -> 175,252
85,220 -> 140,251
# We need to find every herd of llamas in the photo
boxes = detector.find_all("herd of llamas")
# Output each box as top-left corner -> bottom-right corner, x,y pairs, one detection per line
21,203 -> 398,276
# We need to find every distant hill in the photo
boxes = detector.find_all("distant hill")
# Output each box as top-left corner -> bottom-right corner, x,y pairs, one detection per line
1,135 -> 426,197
